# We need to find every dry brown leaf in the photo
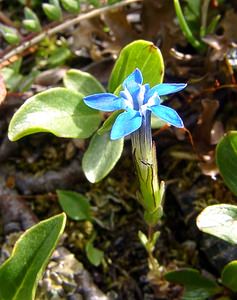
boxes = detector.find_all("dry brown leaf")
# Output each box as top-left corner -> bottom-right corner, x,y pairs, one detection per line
0,75 -> 7,105
193,99 -> 219,154
141,0 -> 185,59
102,7 -> 139,47
203,34 -> 236,61
221,9 -> 237,42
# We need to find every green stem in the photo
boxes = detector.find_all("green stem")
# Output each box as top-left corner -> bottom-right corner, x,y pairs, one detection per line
147,226 -> 160,273
173,0 -> 205,52
200,0 -> 211,37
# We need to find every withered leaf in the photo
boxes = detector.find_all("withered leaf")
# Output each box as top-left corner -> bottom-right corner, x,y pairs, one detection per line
0,75 -> 7,105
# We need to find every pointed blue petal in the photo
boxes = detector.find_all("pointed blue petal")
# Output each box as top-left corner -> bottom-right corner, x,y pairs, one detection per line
147,83 -> 187,98
84,93 -> 124,112
122,69 -> 143,98
123,69 -> 143,88
150,105 -> 184,128
111,110 -> 142,140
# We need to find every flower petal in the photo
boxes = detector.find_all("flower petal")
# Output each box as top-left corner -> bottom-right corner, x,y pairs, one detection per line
111,110 -> 142,140
122,69 -> 143,94
147,83 -> 187,98
145,92 -> 160,107
150,104 -> 184,128
84,93 -> 124,112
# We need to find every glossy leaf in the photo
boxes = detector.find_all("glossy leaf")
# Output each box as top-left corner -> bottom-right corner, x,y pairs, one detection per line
197,204 -> 237,244
82,132 -> 124,183
23,7 -> 41,32
85,236 -> 104,266
221,260 -> 237,292
0,24 -> 20,45
0,213 -> 66,300
165,268 -> 220,300
108,40 -> 164,92
8,87 -> 101,141
42,1 -> 62,21
63,69 -> 105,96
57,189 -> 91,221
60,0 -> 80,13
216,131 -> 237,196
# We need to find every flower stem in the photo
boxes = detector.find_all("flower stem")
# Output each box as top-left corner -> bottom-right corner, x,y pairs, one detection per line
131,111 -> 164,226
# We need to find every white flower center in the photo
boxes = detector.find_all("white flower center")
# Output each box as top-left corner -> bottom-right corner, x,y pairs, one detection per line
123,88 -> 134,109
137,84 -> 146,108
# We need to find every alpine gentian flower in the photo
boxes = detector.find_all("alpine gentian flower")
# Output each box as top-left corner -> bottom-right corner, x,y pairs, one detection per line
84,68 -> 186,140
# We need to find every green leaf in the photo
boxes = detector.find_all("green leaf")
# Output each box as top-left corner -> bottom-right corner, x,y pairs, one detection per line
88,0 -> 100,7
165,268 -> 220,300
8,87 -> 101,141
182,288 -> 217,300
85,235 -> 104,266
197,204 -> 237,244
42,2 -> 62,21
60,0 -> 80,13
221,260 -> 237,292
138,230 -> 148,247
57,190 -> 91,221
108,40 -> 164,92
206,14 -> 221,35
97,110 -> 122,135
216,131 -> 237,196
0,24 -> 20,45
23,20 -> 40,32
82,132 -> 124,183
63,69 -> 105,96
10,59 -> 22,73
0,67 -> 23,92
47,47 -> 71,67
184,0 -> 200,21
0,213 -> 66,300
23,7 -> 41,32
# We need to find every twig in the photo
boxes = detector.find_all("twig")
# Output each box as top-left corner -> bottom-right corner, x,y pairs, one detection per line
200,0 -> 210,37
0,0 -> 142,66
0,12 -> 16,27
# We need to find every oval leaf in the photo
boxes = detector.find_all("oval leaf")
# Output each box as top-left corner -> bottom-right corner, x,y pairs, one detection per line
97,110 -> 122,135
23,7 -> 41,32
42,3 -> 62,21
165,268 -> 220,300
8,87 -> 101,141
108,40 -> 164,92
221,260 -> 237,292
0,213 -> 66,300
57,189 -> 91,221
0,24 -> 20,45
60,0 -> 80,13
216,131 -> 237,196
85,237 -> 104,267
63,69 -> 105,95
197,204 -> 237,244
82,132 -> 124,183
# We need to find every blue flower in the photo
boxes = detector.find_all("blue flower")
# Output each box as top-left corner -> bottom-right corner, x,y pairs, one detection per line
84,68 -> 186,140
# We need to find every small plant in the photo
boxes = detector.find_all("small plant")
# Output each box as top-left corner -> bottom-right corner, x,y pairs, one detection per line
173,0 -> 221,52
0,213 -> 66,300
165,131 -> 237,300
7,39 -> 186,292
